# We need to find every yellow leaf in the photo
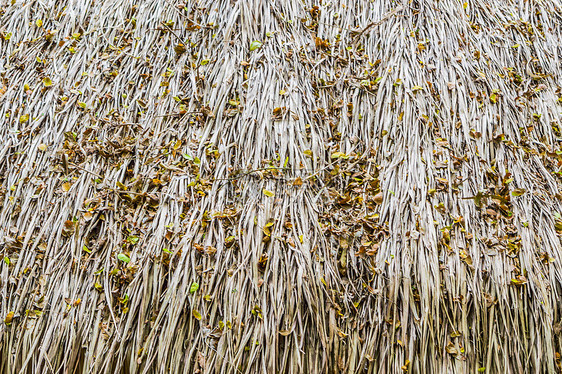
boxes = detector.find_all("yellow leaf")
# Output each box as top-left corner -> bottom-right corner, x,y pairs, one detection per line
19,114 -> 30,123
263,189 -> 274,197
4,311 -> 14,324
511,188 -> 526,197
412,85 -> 424,91
35,19 -> 43,27
511,277 -> 528,285
38,143 -> 47,151
192,309 -> 202,320
43,77 -> 52,87
401,360 -> 411,372
250,40 -> 262,51
62,182 -> 71,192
331,151 -> 348,159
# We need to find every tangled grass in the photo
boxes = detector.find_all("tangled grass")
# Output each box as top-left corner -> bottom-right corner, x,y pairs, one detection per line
1,0 -> 562,372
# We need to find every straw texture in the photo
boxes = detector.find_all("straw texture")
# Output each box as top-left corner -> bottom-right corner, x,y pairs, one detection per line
1,0 -> 562,372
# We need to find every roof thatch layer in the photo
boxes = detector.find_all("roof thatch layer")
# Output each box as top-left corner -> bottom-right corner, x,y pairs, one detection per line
1,0 -> 562,372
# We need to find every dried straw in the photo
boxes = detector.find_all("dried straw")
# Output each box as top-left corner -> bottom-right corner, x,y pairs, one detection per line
1,0 -> 562,372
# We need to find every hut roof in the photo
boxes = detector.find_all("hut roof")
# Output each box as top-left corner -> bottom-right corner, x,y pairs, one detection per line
1,0 -> 562,372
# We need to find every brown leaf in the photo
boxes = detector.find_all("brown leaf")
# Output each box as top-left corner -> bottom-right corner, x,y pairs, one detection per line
445,342 -> 458,355
174,43 -> 187,55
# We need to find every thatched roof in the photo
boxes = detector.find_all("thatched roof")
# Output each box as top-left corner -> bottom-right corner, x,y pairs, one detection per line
1,0 -> 562,372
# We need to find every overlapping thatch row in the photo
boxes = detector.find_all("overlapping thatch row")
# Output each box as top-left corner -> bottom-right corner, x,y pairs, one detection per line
1,0 -> 562,372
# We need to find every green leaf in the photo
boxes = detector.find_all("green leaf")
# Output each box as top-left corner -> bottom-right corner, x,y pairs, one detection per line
162,248 -> 173,254
250,41 -> 262,51
190,282 -> 199,293
82,245 -> 91,253
117,253 -> 130,263
263,189 -> 275,197
3,257 -> 10,266
200,59 -> 210,66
